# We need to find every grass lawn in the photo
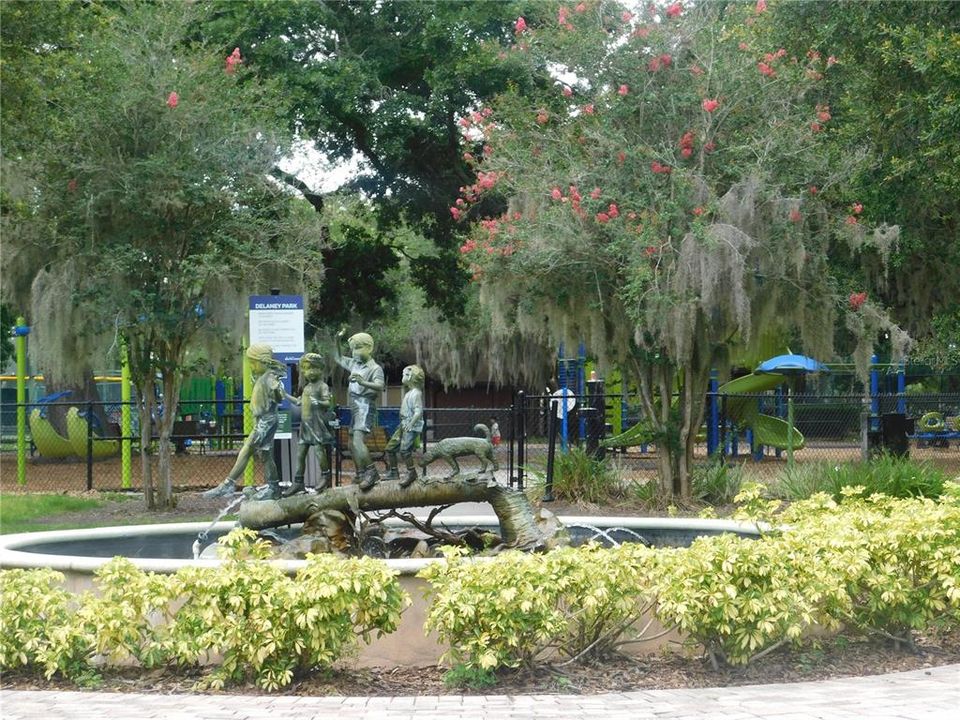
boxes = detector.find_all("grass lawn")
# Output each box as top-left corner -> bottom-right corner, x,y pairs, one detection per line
0,492 -> 234,534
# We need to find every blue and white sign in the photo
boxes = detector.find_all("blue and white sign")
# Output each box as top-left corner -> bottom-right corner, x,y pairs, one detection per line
248,295 -> 304,364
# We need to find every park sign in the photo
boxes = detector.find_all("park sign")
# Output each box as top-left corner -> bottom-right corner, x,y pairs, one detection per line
249,295 -> 304,440
248,295 -> 305,364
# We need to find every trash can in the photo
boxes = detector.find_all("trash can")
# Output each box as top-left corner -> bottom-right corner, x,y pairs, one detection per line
880,413 -> 914,458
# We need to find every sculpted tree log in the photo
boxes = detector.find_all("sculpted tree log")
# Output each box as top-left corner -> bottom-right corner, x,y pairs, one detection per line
238,474 -> 550,549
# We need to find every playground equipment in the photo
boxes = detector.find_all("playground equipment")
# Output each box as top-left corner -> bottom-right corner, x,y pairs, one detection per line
65,407 -> 120,458
27,408 -> 74,458
716,371 -> 806,452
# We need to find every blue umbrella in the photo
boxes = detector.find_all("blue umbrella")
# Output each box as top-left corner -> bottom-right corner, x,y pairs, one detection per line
755,354 -> 829,375
754,354 -> 829,467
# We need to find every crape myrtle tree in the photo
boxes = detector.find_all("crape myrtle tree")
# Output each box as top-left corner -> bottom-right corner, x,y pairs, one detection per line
454,0 -> 905,499
2,2 -> 324,508
755,0 -> 960,351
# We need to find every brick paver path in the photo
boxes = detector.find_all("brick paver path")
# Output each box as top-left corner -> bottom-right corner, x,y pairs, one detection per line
2,663 -> 958,719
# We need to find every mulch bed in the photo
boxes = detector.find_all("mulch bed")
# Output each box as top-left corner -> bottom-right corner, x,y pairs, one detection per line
3,630 -> 958,695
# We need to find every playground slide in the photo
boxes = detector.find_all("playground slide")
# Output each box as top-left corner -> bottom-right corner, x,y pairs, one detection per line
66,407 -> 120,458
28,408 -> 75,458
717,372 -> 805,451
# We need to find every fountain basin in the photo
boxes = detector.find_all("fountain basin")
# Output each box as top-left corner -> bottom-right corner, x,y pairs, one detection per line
0,516 -> 763,666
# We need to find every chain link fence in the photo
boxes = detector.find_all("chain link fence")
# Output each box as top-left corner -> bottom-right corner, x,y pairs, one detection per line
3,391 -> 958,494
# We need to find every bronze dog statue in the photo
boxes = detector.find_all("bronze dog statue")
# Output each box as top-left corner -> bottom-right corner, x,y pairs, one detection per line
420,423 -> 498,479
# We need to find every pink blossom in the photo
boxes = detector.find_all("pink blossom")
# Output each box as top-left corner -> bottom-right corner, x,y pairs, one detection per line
583,103 -> 595,115
845,215 -> 858,225
807,49 -> 821,61
166,91 -> 179,108
810,122 -> 823,133
595,212 -> 610,224
650,161 -> 672,175
515,16 -> 527,33
702,98 -> 719,112
621,11 -> 633,22
848,291 -> 867,311
789,208 -> 802,223
558,7 -> 569,24
617,151 -> 626,164
551,187 -> 563,201
459,117 -> 472,127
852,202 -> 863,215
681,147 -> 693,159
634,26 -> 651,39
690,64 -> 704,76
644,246 -> 657,257
618,84 -> 629,96
648,56 -> 662,72
757,62 -> 776,77
806,69 -> 825,80
481,107 -> 493,117
627,212 -> 637,220
456,198 -> 465,207
666,2 -> 683,19
809,185 -> 819,195
463,152 -> 474,162
562,85 -> 573,97
692,206 -> 704,216
776,48 -> 787,58
755,0 -> 767,13
590,187 -> 602,199
483,144 -> 493,156
739,42 -> 749,51
536,110 -> 549,125
660,53 -> 672,67
608,203 -> 619,218
450,207 -> 462,221
225,47 -> 242,74
817,104 -> 832,122
575,2 -> 586,13
704,141 -> 716,152
827,55 -> 837,66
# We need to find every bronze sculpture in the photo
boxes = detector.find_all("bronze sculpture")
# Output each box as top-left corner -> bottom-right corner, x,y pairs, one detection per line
203,343 -> 286,500
384,364 -> 424,487
283,352 -> 335,496
333,331 -> 384,491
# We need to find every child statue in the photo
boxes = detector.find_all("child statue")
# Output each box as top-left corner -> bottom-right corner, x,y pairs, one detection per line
203,343 -> 286,500
333,330 -> 384,491
283,352 -> 335,497
384,364 -> 424,487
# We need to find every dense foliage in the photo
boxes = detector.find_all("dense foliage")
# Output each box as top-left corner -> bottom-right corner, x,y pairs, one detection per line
453,0 -> 909,498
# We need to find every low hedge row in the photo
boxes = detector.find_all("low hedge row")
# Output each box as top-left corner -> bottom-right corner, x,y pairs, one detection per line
2,487 -> 959,689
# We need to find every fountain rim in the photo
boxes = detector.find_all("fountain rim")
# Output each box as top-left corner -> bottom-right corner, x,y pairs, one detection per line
0,516 -> 765,576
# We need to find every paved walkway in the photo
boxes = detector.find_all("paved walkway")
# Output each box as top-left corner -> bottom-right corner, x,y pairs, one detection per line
2,664 -> 958,720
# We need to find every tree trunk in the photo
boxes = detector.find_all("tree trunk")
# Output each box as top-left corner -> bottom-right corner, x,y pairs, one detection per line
139,374 -> 155,510
238,475 -> 551,549
154,370 -> 182,509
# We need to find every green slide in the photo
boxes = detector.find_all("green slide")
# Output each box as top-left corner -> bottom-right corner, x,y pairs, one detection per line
717,373 -> 805,451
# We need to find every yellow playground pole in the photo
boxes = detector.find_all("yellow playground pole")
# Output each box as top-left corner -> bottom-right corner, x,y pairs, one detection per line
120,342 -> 132,488
15,317 -> 28,486
242,336 -> 254,487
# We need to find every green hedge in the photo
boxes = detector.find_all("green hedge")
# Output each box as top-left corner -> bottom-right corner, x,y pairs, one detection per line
3,490 -> 959,687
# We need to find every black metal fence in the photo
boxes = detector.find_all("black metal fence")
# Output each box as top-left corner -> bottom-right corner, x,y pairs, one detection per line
3,391 -> 958,494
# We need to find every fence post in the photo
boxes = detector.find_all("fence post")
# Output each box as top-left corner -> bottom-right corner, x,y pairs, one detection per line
86,401 -> 94,491
896,361 -> 906,414
869,354 -> 879,431
120,342 -> 132,488
507,398 -> 515,488
242,337 -> 254,487
14,317 -> 29,486
516,390 -> 525,490
860,392 -> 871,461
544,399 -> 558,502
707,369 -> 719,456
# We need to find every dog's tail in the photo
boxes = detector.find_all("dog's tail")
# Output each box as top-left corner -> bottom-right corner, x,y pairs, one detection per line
474,423 -> 491,440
